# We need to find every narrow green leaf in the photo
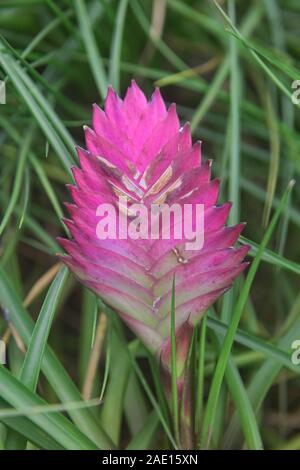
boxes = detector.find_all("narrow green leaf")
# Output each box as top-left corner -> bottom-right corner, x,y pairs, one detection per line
262,91 -> 280,227
240,235 -> 300,276
195,317 -> 206,437
100,328 -> 130,446
20,267 -> 69,391
29,154 -> 67,233
74,0 -> 108,99
0,127 -> 33,236
109,0 -> 129,92
18,166 -> 30,229
228,0 -> 240,225
170,276 -> 179,446
79,289 -> 98,387
191,60 -> 229,132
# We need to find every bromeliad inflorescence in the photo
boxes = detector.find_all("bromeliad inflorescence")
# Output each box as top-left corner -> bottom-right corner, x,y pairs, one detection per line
58,81 -> 249,446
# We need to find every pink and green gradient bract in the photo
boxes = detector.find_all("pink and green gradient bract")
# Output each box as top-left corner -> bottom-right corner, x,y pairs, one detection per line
58,81 -> 249,374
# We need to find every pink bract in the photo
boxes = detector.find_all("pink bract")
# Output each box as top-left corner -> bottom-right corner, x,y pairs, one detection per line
58,81 -> 249,374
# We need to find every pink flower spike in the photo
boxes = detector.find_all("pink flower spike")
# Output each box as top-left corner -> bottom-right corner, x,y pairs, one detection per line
58,82 -> 249,445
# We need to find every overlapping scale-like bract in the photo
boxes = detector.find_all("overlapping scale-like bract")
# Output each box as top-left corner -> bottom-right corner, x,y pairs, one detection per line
58,81 -> 249,373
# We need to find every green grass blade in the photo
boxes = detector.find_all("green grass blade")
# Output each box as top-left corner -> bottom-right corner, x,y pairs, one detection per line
74,0 -> 107,99
46,0 -> 78,37
240,235 -> 300,277
0,127 -> 33,236
0,115 -> 67,231
147,353 -> 170,425
262,90 -> 280,227
129,351 -> 177,449
29,154 -> 66,232
18,166 -> 30,229
228,0 -> 240,225
79,289 -> 98,387
109,0 -> 129,92
100,328 -> 130,446
170,276 -> 179,446
195,317 -> 206,437
20,267 -> 69,391
191,60 -> 228,132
